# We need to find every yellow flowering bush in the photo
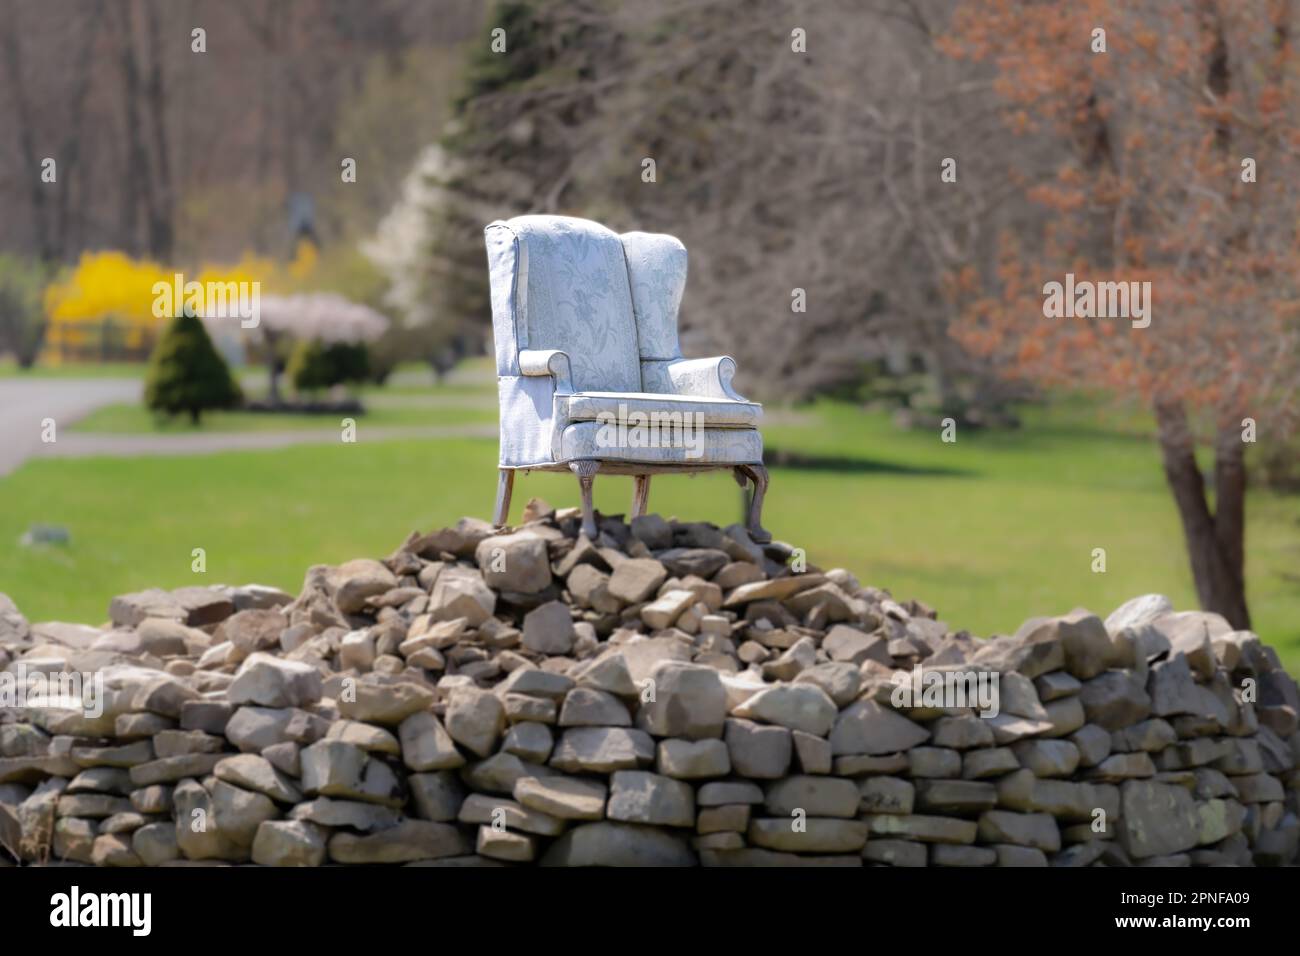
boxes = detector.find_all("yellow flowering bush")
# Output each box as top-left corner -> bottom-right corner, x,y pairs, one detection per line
41,244 -> 317,362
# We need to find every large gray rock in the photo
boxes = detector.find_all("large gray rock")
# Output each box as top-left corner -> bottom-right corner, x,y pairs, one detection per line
1119,780 -> 1200,859
618,637 -> 693,685
458,793 -> 564,837
859,776 -> 915,814
475,532 -> 552,594
290,797 -> 402,832
173,779 -> 245,861
444,689 -> 505,758
724,718 -> 792,778
225,706 -> 327,752
821,625 -> 890,666
299,740 -> 403,807
640,661 -> 727,739
1011,740 -> 1080,778
227,653 -> 321,708
999,672 -> 1050,721
502,722 -> 555,763
656,738 -> 730,779
1151,612 -> 1225,678
550,727 -> 655,773
252,820 -> 327,866
607,559 -> 668,604
13,779 -> 64,861
996,769 -> 1119,823
1148,655 -> 1230,724
514,775 -> 607,820
1079,671 -> 1151,730
408,772 -> 466,822
829,700 -> 929,755
399,711 -> 465,771
216,609 -> 287,654
131,821 -> 179,865
977,810 -> 1060,851
210,779 -> 279,846
541,822 -> 694,866
793,662 -> 863,708
559,688 -> 630,727
330,559 -> 399,614
495,666 -> 575,702
606,771 -> 695,827
1105,594 -> 1174,634
213,754 -> 302,803
971,626 -> 1064,679
913,779 -> 996,813
764,775 -> 860,818
337,679 -> 435,725
521,601 -> 575,656
748,817 -> 868,853
328,819 -> 469,864
327,719 -> 399,756
1043,611 -> 1114,679
862,813 -> 977,844
571,653 -> 637,702
428,566 -> 496,626
657,548 -> 729,579
733,683 -> 837,736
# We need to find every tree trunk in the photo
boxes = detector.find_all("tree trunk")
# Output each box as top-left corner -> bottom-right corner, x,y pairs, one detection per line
1153,400 -> 1251,629
264,330 -> 283,405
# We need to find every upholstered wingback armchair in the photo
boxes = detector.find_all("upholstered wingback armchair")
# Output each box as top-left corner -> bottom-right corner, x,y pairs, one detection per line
484,214 -> 770,542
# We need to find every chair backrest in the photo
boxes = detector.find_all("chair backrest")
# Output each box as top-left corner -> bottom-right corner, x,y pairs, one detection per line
620,230 -> 688,392
484,215 -> 642,394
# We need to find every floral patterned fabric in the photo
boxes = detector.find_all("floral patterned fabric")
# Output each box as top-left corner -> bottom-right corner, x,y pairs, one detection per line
620,231 -> 688,361
502,215 -> 641,394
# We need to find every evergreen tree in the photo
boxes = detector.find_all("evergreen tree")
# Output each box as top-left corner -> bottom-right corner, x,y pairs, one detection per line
144,306 -> 241,424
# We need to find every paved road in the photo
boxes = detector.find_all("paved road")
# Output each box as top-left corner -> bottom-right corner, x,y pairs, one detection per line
0,378 -> 142,477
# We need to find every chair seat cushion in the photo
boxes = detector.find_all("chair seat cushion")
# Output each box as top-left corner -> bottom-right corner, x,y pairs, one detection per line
559,421 -> 763,465
564,391 -> 762,428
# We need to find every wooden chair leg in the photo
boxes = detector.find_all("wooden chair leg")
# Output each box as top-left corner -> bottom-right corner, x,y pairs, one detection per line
569,460 -> 599,539
493,468 -> 514,529
630,475 -> 651,519
735,463 -> 771,544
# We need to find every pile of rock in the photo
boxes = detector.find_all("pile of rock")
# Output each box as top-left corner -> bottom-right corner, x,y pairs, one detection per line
1,503 -> 1297,866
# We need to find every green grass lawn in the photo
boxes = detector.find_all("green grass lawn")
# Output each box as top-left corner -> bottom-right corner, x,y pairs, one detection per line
2,395 -> 1297,672
68,358 -> 498,433
70,401 -> 496,433
0,359 -> 148,378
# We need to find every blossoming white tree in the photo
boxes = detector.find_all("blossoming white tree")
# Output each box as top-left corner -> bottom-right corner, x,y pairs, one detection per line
246,293 -> 389,402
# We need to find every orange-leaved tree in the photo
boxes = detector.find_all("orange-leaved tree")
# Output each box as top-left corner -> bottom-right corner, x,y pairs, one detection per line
944,0 -> 1300,628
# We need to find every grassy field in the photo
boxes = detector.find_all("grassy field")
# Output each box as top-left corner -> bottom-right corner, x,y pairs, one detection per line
70,399 -> 496,433
2,384 -> 1297,673
0,359 -> 149,378
59,361 -> 497,433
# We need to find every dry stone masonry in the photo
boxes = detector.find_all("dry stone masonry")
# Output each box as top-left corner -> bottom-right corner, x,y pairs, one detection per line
2,503 -> 1298,867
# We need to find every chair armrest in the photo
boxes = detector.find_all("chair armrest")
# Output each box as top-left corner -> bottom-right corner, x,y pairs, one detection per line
667,355 -> 746,401
519,349 -> 574,395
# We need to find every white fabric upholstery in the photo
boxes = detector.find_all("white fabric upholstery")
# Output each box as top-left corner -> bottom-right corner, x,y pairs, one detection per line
559,421 -> 764,465
484,214 -> 764,468
565,391 -> 761,428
